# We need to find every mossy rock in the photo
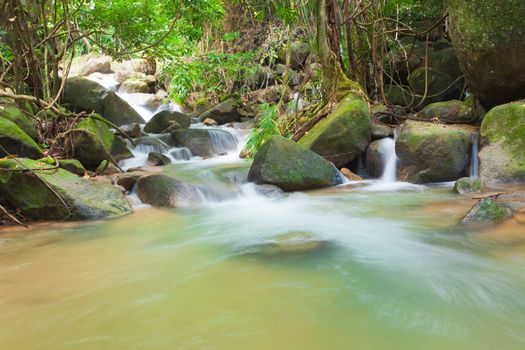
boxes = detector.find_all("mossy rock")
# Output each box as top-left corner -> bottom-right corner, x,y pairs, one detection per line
247,136 -> 342,191
0,117 -> 43,159
461,198 -> 512,224
194,98 -> 213,114
383,84 -> 422,109
479,100 -> 525,183
0,106 -> 38,140
298,93 -> 371,167
199,98 -> 242,125
147,152 -> 171,166
448,0 -> 525,108
0,158 -> 131,220
453,177 -> 485,194
59,159 -> 86,177
408,67 -> 461,103
278,41 -> 310,69
144,110 -> 191,134
396,120 -> 472,183
416,100 -> 473,123
119,80 -> 149,94
427,48 -> 463,83
72,115 -> 131,169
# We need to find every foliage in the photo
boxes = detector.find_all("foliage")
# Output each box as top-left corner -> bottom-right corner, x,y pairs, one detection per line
243,103 -> 281,158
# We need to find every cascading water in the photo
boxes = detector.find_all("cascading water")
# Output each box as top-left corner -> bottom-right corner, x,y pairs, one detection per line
378,127 -> 400,183
469,132 -> 479,178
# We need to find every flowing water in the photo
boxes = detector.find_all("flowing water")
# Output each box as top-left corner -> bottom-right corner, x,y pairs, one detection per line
3,80 -> 525,349
470,132 -> 479,178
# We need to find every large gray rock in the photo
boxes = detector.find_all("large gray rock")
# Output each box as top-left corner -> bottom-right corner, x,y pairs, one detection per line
0,158 -> 131,220
247,136 -> 342,191
396,120 -> 472,183
199,98 -> 242,125
78,56 -> 112,76
136,173 -> 202,207
63,77 -> 145,125
144,110 -> 191,134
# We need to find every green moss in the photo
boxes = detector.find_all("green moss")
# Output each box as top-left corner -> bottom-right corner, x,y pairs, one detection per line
0,117 -> 43,159
0,106 -> 38,140
416,100 -> 472,123
298,93 -> 371,167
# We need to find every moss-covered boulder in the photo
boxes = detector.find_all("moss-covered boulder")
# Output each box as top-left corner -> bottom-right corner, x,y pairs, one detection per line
0,106 -> 38,140
71,116 -> 132,169
384,84 -> 421,108
135,173 -> 202,207
63,77 -> 145,125
199,98 -> 242,125
0,158 -> 131,220
396,120 -> 472,183
0,117 -> 43,159
416,100 -> 473,123
171,128 -> 238,158
119,80 -> 149,94
247,136 -> 342,191
447,0 -> 525,108
453,177 -> 485,194
298,94 -> 371,167
479,100 -> 525,183
408,67 -> 461,104
144,110 -> 191,134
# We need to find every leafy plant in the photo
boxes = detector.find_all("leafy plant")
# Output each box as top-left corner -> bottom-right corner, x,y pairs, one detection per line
243,103 -> 281,158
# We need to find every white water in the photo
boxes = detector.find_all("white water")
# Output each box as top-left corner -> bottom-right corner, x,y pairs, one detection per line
470,132 -> 479,178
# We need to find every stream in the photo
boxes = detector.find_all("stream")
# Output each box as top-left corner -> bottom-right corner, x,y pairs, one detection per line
1,80 -> 525,350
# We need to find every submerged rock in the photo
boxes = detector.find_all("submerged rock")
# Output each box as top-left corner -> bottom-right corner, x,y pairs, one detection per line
461,198 -> 512,224
199,98 -> 242,125
253,184 -> 286,199
135,173 -> 202,207
63,77 -> 145,125
171,128 -> 237,158
0,158 -> 131,220
0,117 -> 43,159
479,100 -> 525,183
453,177 -> 485,194
396,120 -> 471,183
448,0 -> 525,108
247,136 -> 342,191
144,110 -> 191,134
248,231 -> 329,256
298,93 -> 371,168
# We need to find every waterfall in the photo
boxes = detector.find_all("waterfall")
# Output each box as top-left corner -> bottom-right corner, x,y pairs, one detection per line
378,127 -> 400,183
207,129 -> 239,155
469,132 -> 479,178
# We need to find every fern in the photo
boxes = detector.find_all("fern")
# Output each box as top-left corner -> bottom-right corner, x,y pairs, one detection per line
243,103 -> 281,158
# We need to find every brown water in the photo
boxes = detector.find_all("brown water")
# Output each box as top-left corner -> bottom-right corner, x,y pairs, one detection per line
1,182 -> 525,350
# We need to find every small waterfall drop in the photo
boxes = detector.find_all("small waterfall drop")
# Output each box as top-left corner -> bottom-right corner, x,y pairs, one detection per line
207,129 -> 239,155
378,127 -> 400,183
469,132 -> 479,178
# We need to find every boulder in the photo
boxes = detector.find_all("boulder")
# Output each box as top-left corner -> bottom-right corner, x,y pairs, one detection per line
135,173 -> 202,207
298,93 -> 371,167
384,84 -> 421,108
147,152 -> 171,166
171,128 -> 238,158
116,58 -> 156,76
78,56 -> 112,76
144,110 -> 191,134
396,120 -> 472,183
0,117 -> 43,159
479,100 -> 525,183
59,159 -> 86,177
448,0 -> 525,108
453,177 -> 485,194
0,106 -> 38,140
365,140 -> 385,178
416,100 -> 473,123
135,135 -> 171,153
71,116 -> 132,169
408,67 -> 461,104
278,41 -> 310,69
119,80 -> 149,94
120,123 -> 143,138
199,98 -> 242,125
63,77 -> 145,125
247,136 -> 342,191
0,158 -> 131,220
